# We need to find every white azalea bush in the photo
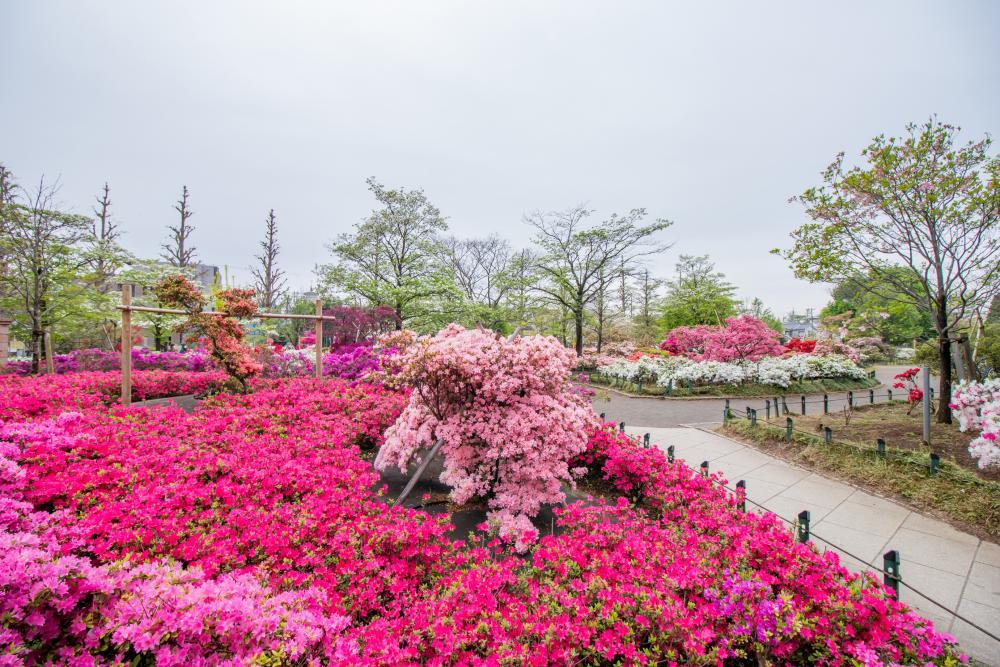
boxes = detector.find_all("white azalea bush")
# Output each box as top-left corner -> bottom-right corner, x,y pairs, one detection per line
597,354 -> 867,389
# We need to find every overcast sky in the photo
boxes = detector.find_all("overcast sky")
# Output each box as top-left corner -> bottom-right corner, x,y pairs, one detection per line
2,1 -> 997,317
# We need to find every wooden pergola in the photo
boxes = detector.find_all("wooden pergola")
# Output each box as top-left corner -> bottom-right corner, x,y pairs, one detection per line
117,285 -> 341,405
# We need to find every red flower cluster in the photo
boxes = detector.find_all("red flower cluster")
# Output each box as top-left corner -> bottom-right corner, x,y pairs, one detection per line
893,367 -> 924,403
784,338 -> 817,354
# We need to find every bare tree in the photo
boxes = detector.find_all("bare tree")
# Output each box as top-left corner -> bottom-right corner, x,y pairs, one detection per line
90,182 -> 123,286
444,234 -> 519,329
162,185 -> 197,267
528,205 -> 672,355
251,209 -> 287,310
0,176 -> 91,372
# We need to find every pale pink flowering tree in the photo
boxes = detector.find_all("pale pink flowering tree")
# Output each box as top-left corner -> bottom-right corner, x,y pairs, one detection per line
375,324 -> 597,546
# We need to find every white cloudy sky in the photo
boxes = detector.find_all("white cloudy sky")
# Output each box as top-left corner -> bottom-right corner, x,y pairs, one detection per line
2,1 -> 997,316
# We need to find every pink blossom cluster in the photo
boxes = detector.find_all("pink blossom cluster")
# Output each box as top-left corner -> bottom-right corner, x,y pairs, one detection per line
660,316 -> 785,363
950,379 -> 1000,468
376,325 -> 598,546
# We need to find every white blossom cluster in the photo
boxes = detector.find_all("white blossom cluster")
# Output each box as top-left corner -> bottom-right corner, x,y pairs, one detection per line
597,354 -> 867,389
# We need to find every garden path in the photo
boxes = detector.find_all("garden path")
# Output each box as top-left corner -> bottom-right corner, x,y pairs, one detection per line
592,365 -> 926,428
618,423 -> 1000,665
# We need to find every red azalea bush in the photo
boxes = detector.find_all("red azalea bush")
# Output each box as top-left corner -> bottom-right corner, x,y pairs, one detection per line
154,275 -> 264,391
0,370 -> 965,665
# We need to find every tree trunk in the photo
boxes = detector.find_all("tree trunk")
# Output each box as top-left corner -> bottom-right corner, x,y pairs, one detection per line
936,332 -> 953,424
30,328 -> 42,374
574,310 -> 584,356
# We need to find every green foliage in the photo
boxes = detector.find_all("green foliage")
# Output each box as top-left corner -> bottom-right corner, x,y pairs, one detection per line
660,255 -> 738,329
741,297 -> 783,334
319,177 -> 454,331
822,269 -> 935,345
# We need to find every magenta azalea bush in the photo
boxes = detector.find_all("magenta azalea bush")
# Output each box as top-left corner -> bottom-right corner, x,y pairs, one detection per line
1,348 -> 216,376
0,366 -> 966,665
376,325 -> 597,546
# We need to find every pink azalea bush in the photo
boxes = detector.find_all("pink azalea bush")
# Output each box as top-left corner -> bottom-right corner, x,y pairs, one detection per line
951,378 -> 1000,468
660,316 -> 784,363
376,325 -> 598,546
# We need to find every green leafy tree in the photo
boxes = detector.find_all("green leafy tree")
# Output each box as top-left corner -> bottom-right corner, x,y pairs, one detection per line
821,269 -> 935,345
321,178 -> 453,330
660,255 -> 738,329
776,119 -> 999,422
528,205 -> 671,355
117,260 -> 196,350
741,297 -> 783,334
0,174 -> 94,372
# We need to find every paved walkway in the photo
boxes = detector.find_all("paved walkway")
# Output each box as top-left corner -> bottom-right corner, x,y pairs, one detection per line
622,424 -> 1000,665
593,365 -> 924,428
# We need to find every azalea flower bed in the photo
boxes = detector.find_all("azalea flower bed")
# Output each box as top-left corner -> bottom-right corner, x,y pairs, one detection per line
598,353 -> 869,390
0,373 -> 964,665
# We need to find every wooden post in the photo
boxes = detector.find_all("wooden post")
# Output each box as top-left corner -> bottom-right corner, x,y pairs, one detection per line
43,329 -> 55,374
0,316 -> 11,371
121,286 -> 132,405
314,299 -> 323,379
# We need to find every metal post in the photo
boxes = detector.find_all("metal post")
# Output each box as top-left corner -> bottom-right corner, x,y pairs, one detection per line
929,453 -> 940,476
848,391 -> 854,409
120,285 -> 132,406
785,417 -> 793,442
700,461 -> 709,478
723,406 -> 730,426
643,433 -> 650,448
922,367 -> 931,445
666,379 -> 673,395
746,405 -> 752,420
869,389 -> 875,404
765,399 -> 771,419
797,510 -> 811,543
750,409 -> 757,426
801,395 -> 806,415
824,427 -> 832,444
887,388 -> 892,402
667,445 -> 675,463
781,396 -> 788,415
823,393 -> 829,414
883,550 -> 900,596
736,480 -> 746,512
876,438 -> 886,459
314,299 -> 323,379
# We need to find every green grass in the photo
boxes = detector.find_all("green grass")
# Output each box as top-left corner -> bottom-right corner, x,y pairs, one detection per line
722,419 -> 1000,541
589,376 -> 879,398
